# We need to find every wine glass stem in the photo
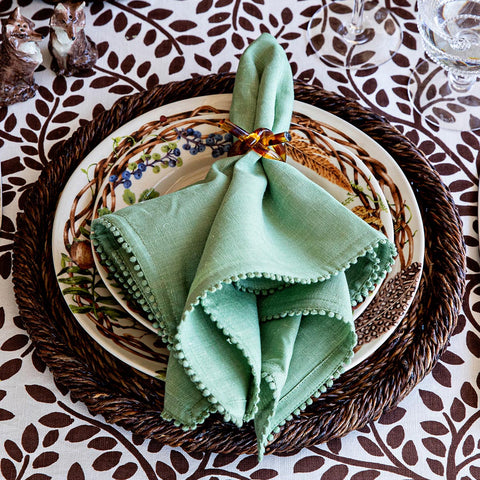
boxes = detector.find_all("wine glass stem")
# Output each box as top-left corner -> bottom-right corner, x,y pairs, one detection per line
344,0 -> 368,43
448,71 -> 476,93
350,0 -> 365,32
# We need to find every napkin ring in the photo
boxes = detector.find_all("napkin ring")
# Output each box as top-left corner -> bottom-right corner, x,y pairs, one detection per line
218,119 -> 291,161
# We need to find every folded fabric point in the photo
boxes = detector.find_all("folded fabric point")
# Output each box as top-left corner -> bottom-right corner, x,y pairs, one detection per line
90,32 -> 396,459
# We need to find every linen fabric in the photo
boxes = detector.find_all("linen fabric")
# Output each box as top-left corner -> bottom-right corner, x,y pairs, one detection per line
91,33 -> 396,456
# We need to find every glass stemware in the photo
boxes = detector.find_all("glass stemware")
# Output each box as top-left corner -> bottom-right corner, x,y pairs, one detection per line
307,0 -> 403,70
408,0 -> 480,130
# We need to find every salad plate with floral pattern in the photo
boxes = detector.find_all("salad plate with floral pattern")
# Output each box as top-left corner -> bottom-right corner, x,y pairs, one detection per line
90,112 -> 394,332
52,94 -> 424,378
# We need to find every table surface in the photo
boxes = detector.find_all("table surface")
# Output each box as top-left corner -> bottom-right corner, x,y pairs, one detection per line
1,1 -> 479,479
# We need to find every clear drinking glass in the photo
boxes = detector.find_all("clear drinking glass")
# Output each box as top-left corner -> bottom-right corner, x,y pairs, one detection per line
307,0 -> 403,70
408,0 -> 480,130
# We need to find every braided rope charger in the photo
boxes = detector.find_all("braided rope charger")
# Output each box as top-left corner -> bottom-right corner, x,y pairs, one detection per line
13,74 -> 466,455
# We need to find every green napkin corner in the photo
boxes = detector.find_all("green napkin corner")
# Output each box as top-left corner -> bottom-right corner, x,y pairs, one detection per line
91,33 -> 396,457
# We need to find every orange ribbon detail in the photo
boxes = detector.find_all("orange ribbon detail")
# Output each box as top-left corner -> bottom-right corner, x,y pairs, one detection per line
218,119 -> 291,161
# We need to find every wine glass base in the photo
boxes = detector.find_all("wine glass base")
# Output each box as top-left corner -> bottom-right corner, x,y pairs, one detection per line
408,59 -> 480,131
307,0 -> 403,70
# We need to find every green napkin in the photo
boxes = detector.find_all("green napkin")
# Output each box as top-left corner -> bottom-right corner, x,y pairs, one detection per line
91,33 -> 396,457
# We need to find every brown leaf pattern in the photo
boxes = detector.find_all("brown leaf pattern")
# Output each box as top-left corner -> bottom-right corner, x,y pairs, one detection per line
0,0 -> 479,478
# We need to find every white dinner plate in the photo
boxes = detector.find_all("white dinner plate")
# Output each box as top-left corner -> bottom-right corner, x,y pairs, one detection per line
52,94 -> 424,378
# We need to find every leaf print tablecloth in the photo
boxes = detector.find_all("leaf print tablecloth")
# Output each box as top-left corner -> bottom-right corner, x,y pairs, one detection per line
1,1 -> 479,479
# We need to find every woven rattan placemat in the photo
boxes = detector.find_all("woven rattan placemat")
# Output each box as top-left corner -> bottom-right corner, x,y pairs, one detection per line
13,74 -> 466,455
